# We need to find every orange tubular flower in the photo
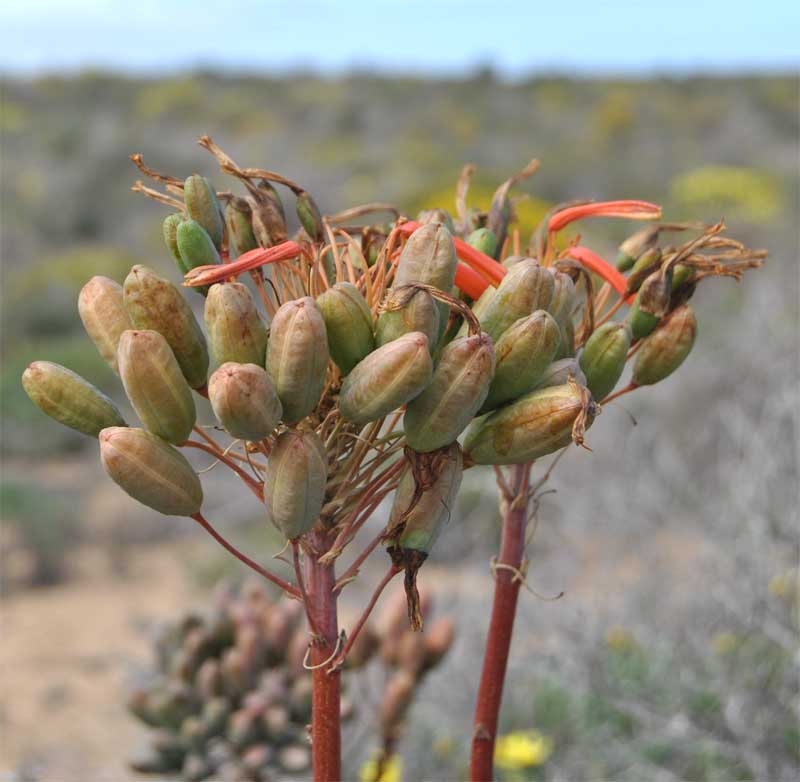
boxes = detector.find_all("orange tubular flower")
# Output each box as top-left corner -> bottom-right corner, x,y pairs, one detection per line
184,241 -> 303,287
565,246 -> 635,303
548,200 -> 662,233
455,263 -> 492,300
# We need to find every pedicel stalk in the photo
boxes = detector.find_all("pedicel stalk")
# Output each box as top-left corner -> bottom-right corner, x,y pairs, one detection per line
23,138 -> 765,782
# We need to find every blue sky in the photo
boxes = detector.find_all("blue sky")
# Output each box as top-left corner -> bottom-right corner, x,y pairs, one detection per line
1,0 -> 798,76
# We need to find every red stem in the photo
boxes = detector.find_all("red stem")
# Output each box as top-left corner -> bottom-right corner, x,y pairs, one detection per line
305,540 -> 342,782
191,513 -> 299,597
470,465 -> 530,781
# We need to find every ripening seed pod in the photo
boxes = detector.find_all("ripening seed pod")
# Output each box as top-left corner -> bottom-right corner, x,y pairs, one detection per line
480,311 -> 560,413
616,225 -> 660,271
263,430 -> 327,539
632,305 -> 697,386
671,263 -> 693,291
176,219 -> 222,273
224,201 -> 259,258
390,443 -> 463,555
394,222 -> 458,340
184,175 -> 224,250
534,357 -> 587,390
461,259 -> 554,342
265,297 -> 329,424
316,282 -> 375,375
295,190 -> 324,242
124,265 -> 209,389
339,332 -> 433,426
417,208 -> 456,235
208,363 -> 282,441
554,317 -> 575,359
404,333 -> 495,452
466,227 -> 498,258
375,288 -> 440,348
464,383 -> 596,465
78,275 -> 134,373
548,271 -> 577,326
204,283 -> 268,367
162,213 -> 186,271
22,361 -> 126,437
629,267 -> 673,340
579,322 -> 632,400
248,185 -> 288,248
118,329 -> 196,444
626,247 -> 662,294
99,427 -> 202,516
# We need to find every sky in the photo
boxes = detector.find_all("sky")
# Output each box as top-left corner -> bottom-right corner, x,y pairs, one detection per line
1,0 -> 798,77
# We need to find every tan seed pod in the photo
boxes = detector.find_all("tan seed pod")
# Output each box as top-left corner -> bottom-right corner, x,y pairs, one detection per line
204,283 -> 268,367
548,270 -> 577,325
376,287 -> 440,348
404,334 -> 495,452
633,304 -> 697,386
22,361 -> 126,437
464,383 -> 596,465
265,297 -> 329,424
263,429 -> 327,540
480,310 -> 561,413
78,276 -> 134,373
118,329 -> 196,444
460,259 -> 554,342
339,332 -> 433,426
123,265 -> 209,389
208,363 -> 282,441
99,427 -> 202,516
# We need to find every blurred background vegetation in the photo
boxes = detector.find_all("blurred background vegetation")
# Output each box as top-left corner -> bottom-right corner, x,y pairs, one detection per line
1,72 -> 798,781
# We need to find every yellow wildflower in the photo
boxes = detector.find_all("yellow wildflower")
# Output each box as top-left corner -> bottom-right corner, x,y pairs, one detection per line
494,730 -> 553,770
768,571 -> 799,601
360,752 -> 402,782
606,625 -> 637,653
711,632 -> 739,656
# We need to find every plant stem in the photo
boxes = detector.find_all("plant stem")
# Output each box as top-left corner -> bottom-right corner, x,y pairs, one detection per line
305,538 -> 342,782
470,464 -> 530,782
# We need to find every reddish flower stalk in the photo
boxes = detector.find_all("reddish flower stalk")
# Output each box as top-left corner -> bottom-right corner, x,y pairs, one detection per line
184,240 -> 303,287
548,199 -> 662,233
470,464 -> 531,781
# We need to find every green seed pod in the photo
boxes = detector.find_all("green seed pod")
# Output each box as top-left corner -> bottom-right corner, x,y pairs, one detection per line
554,317 -> 575,360
390,444 -> 463,555
404,333 -> 495,452
626,247 -> 663,294
462,259 -> 554,342
224,201 -> 258,259
78,275 -> 134,373
99,427 -> 202,516
265,297 -> 329,424
118,329 -> 196,444
184,175 -> 224,250
263,430 -> 327,539
296,190 -> 324,242
629,267 -> 673,340
579,322 -> 632,400
417,208 -> 456,235
208,363 -> 282,441
339,332 -> 433,426
548,271 -> 577,325
466,227 -> 497,258
464,383 -> 596,465
671,263 -> 693,291
616,225 -> 660,271
22,361 -> 126,437
632,305 -> 697,386
162,213 -> 187,271
394,222 -> 458,328
317,282 -> 375,375
124,265 -> 209,389
534,357 -> 587,390
204,283 -> 268,367
481,311 -> 561,413
176,219 -> 222,273
375,288 -> 439,348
